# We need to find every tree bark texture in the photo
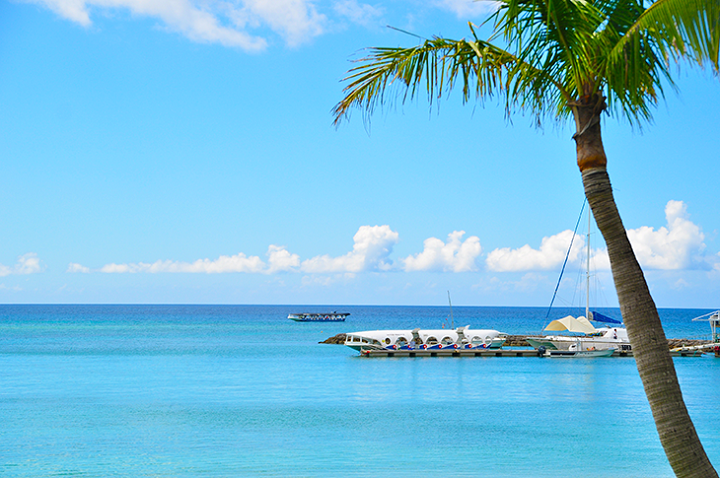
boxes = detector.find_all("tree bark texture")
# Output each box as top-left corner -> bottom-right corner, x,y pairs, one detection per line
574,104 -> 718,478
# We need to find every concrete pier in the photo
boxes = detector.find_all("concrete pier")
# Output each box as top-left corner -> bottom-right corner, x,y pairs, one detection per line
320,334 -> 715,357
352,348 -> 707,358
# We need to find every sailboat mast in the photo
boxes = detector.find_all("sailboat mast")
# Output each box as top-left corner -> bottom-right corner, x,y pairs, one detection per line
448,291 -> 454,329
586,209 -> 591,320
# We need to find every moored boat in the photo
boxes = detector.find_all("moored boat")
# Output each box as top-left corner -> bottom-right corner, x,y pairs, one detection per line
344,325 -> 507,353
540,339 -> 617,358
289,312 -> 350,322
527,201 -> 630,356
526,316 -> 631,352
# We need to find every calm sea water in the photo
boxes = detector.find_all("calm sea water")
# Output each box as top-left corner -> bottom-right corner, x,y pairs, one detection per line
1,304 -> 718,477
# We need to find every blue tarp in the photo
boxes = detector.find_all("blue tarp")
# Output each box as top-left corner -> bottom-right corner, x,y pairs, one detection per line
591,311 -> 623,324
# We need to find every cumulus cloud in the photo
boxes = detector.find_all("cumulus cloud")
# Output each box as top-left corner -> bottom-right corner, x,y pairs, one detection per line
266,245 -> 300,273
91,226 -> 488,276
92,226 -> 399,275
95,228 -> 399,275
593,200 -> 706,271
23,0 -> 330,50
0,253 -> 44,276
71,201 -> 715,279
589,248 -> 611,271
100,252 -> 266,273
486,230 -> 584,272
403,231 -> 481,272
485,200 -> 708,273
301,225 -> 399,273
627,200 -> 706,270
67,263 -> 91,273
16,253 -> 43,274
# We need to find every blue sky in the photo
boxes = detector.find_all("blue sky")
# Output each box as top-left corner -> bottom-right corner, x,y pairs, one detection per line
1,0 -> 719,307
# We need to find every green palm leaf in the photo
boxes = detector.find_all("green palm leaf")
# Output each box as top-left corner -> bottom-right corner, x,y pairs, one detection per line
335,0 -> 720,126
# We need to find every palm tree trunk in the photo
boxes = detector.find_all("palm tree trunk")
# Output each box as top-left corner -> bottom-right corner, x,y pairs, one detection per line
573,101 -> 718,478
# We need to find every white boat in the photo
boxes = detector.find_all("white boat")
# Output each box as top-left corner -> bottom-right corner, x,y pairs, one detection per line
526,315 -> 630,352
344,326 -> 507,353
527,202 -> 629,355
542,339 -> 616,358
288,312 -> 349,322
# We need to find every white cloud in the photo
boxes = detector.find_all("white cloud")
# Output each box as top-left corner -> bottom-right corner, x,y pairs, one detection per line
333,0 -> 383,27
433,0 -> 499,18
589,248 -> 610,271
403,230 -> 481,272
626,200 -> 706,270
23,0 -> 332,50
266,245 -> 300,273
95,227 -> 399,275
90,226 -> 398,276
100,252 -> 266,273
486,230 -> 584,272
485,200 -> 708,273
21,0 -> 506,50
67,263 -> 91,273
0,253 -> 44,276
301,225 -> 399,273
74,202 -> 717,279
16,253 -> 43,274
238,0 -> 326,46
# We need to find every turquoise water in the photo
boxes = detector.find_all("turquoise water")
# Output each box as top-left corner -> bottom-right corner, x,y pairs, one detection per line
1,305 -> 718,477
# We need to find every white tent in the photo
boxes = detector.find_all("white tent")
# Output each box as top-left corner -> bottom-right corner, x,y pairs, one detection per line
544,315 -> 598,334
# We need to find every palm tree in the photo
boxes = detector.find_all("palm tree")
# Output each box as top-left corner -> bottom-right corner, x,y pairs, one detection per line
333,1 -> 719,476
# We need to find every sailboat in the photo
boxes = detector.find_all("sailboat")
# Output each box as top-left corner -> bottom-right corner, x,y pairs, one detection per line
526,203 -> 630,357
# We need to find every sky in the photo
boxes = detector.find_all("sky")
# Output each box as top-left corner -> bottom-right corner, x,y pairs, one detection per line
1,0 -> 720,308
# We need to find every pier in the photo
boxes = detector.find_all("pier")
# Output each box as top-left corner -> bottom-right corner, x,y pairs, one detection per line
354,348 -> 708,358
321,333 -> 718,357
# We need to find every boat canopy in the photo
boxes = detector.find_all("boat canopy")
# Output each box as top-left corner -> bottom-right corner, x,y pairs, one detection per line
589,311 -> 622,325
544,315 -> 597,334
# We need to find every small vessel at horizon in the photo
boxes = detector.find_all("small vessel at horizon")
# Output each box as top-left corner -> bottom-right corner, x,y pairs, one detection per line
288,312 -> 350,322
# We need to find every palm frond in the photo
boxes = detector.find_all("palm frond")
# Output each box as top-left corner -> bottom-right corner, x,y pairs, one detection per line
600,0 -> 719,124
333,34 -> 551,125
335,0 -> 720,128
617,0 -> 720,71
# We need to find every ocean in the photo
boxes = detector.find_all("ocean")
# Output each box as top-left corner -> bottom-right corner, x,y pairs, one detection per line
1,304 -> 718,477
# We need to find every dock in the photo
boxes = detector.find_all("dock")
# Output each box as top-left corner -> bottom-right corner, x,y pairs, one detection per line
322,319 -> 720,358
321,334 -> 716,357
355,348 -> 709,358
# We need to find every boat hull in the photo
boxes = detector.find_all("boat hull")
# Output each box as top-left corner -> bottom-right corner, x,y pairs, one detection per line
544,348 -> 616,358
